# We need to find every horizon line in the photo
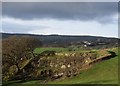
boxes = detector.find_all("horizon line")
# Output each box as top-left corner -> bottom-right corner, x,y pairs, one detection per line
1,32 -> 118,39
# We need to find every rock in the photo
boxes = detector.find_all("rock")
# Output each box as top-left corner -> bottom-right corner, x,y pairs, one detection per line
58,72 -> 63,76
72,53 -> 76,56
55,64 -> 58,68
61,65 -> 66,69
67,64 -> 71,68
65,53 -> 68,56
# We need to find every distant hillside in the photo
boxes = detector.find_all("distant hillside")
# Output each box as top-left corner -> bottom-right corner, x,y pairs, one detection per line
1,33 -> 118,47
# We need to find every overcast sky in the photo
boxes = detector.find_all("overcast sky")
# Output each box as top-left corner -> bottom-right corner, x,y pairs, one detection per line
2,2 -> 118,37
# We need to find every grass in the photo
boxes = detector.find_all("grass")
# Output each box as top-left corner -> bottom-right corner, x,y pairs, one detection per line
3,48 -> 118,85
34,47 -> 93,54
34,47 -> 68,54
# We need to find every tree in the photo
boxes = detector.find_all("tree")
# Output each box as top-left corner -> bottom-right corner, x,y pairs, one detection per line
2,36 -> 41,72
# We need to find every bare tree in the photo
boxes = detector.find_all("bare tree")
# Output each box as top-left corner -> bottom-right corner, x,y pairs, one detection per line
2,36 -> 41,71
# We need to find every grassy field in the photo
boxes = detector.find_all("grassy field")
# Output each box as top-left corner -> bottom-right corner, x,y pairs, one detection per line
34,47 -> 68,54
34,47 -> 100,54
3,48 -> 118,85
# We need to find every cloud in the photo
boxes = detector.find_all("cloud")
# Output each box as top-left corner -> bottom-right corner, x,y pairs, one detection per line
2,2 -> 118,23
2,17 -> 118,37
2,2 -> 118,37
0,2 -> 2,18
2,17 -> 49,33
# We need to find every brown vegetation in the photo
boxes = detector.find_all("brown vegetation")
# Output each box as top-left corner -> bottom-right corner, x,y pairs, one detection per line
2,36 -> 41,80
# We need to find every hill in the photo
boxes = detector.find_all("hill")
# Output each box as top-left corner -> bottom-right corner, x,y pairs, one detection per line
1,33 -> 118,48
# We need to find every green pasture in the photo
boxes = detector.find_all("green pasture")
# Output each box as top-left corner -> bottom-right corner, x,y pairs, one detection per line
34,47 -> 68,54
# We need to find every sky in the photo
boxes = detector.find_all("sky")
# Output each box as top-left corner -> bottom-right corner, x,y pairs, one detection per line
2,2 -> 118,38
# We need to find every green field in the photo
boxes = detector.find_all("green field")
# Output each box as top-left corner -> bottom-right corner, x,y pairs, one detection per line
34,47 -> 98,54
34,47 -> 68,54
3,48 -> 118,85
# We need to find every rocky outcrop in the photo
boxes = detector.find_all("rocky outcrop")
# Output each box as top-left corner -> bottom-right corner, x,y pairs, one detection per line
17,52 -> 97,80
3,50 -> 116,82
